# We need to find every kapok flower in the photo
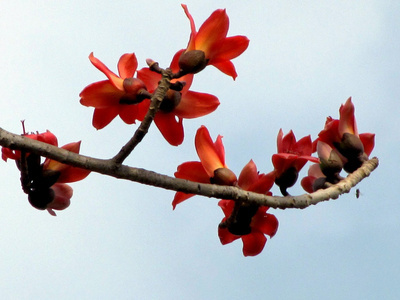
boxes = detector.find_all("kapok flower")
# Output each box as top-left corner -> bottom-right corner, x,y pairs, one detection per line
2,130 -> 57,162
179,4 -> 249,79
317,97 -> 375,172
138,50 -> 219,146
173,125 -> 236,208
80,52 -> 151,129
1,130 -> 90,216
301,141 -> 343,193
272,129 -> 319,195
218,160 -> 278,257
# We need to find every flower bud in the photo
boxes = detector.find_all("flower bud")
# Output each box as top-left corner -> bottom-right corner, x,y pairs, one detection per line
275,167 -> 298,196
335,133 -> 364,160
119,78 -> 148,104
28,188 -> 54,210
319,149 -> 343,178
211,168 -> 237,186
159,90 -> 181,113
227,204 -> 259,236
178,50 -> 208,75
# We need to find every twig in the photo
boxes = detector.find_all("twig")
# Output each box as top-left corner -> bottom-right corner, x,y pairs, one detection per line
0,127 -> 379,209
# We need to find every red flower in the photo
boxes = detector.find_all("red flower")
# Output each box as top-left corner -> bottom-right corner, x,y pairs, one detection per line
138,50 -> 219,146
80,52 -> 150,129
272,129 -> 319,195
173,125 -> 233,208
179,4 -> 249,79
317,98 -> 375,172
2,130 -> 57,162
2,130 -> 90,216
218,160 -> 278,257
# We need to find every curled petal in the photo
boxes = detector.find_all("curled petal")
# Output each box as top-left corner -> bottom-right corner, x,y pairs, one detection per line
89,53 -> 124,91
218,199 -> 235,218
339,97 -> 357,136
248,172 -> 275,194
181,4 -> 197,51
92,107 -> 119,130
117,53 -> 138,79
195,126 -> 226,177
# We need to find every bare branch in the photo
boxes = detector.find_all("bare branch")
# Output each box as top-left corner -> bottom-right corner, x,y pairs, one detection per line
0,127 -> 378,209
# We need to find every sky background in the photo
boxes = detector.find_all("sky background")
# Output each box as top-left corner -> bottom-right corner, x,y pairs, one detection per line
0,0 -> 398,299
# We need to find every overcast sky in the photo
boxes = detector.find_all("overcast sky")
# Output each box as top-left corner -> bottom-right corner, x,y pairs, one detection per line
0,1 -> 399,299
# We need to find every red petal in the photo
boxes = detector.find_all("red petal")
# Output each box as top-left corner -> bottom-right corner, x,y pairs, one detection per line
210,60 -> 237,80
359,133 -> 375,156
137,68 -> 161,93
117,53 -> 138,78
174,91 -> 219,119
248,171 -> 275,194
209,35 -> 249,62
301,176 -> 316,193
294,135 -> 313,156
175,161 -> 209,182
218,199 -> 235,218
195,126 -> 226,177
218,225 -> 240,245
154,113 -> 184,146
80,80 -> 123,108
181,4 -> 197,51
241,232 -> 267,257
252,212 -> 279,237
89,53 -> 124,91
339,97 -> 357,136
47,183 -> 73,211
92,107 -> 119,129
196,9 -> 229,57
238,160 -> 258,190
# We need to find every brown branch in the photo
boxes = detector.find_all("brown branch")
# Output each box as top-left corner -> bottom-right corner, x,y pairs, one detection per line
0,127 -> 379,209
111,67 -> 172,164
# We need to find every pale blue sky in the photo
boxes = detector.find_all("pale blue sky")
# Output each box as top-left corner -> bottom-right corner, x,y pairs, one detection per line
0,1 -> 398,299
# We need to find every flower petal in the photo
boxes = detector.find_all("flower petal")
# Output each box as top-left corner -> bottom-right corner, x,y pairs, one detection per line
241,232 -> 267,257
80,80 -> 123,108
209,60 -> 237,80
117,53 -> 138,79
218,225 -> 240,245
238,160 -> 259,190
137,68 -> 161,93
252,212 -> 279,238
89,53 -> 124,91
339,97 -> 357,136
359,133 -> 375,156
92,107 -> 119,129
195,126 -> 226,177
195,9 -> 229,57
209,36 -> 249,62
154,113 -> 184,146
181,4 -> 197,51
174,91 -> 219,119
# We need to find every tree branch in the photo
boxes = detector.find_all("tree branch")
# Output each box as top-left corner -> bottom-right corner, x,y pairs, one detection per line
0,127 -> 378,209
111,68 -> 172,164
